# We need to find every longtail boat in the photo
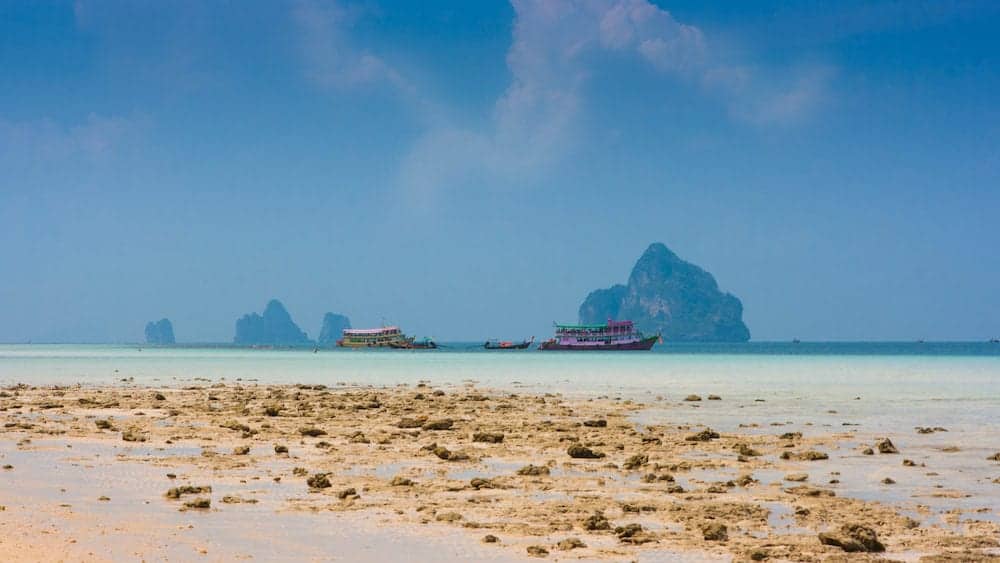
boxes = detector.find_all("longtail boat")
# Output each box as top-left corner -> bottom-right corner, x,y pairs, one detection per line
388,337 -> 437,350
538,320 -> 659,351
484,337 -> 534,350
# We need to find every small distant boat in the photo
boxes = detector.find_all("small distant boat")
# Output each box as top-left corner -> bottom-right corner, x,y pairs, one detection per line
484,337 -> 534,350
991,338 -> 999,344
538,320 -> 658,351
389,337 -> 437,350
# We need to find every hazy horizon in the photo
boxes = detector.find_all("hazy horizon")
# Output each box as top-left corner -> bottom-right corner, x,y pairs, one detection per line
2,1 -> 999,343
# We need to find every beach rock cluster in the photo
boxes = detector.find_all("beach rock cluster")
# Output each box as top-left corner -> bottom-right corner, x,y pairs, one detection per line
2,382 -> 997,562
567,444 -> 605,459
818,523 -> 885,552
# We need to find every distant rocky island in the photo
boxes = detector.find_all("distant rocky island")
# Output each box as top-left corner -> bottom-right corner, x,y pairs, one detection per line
234,300 -> 311,346
144,318 -> 175,345
579,243 -> 750,342
317,313 -> 352,346
232,300 -> 352,347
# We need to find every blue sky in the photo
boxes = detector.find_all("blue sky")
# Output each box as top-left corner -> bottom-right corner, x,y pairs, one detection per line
1,0 -> 998,342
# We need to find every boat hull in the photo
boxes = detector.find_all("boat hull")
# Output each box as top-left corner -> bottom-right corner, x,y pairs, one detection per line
538,336 -> 658,351
484,339 -> 533,350
388,340 -> 437,350
337,339 -> 408,348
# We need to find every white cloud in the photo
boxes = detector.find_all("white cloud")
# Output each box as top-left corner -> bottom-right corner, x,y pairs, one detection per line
0,113 -> 141,173
62,0 -> 831,204
741,67 -> 835,126
598,0 -> 706,71
291,0 -> 412,93
74,0 -> 417,97
398,0 -> 832,199
400,1 -> 693,198
493,0 -> 706,158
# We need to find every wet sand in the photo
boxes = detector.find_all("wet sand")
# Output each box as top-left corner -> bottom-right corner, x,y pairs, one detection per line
1,382 -> 999,561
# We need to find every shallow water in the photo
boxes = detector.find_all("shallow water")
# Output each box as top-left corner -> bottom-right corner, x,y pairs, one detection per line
4,345 -> 999,459
3,343 -> 999,531
4,344 -> 999,463
3,343 -> 999,396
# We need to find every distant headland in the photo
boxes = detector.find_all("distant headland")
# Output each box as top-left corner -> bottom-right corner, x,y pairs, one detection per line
234,299 -> 311,346
144,318 -> 175,345
232,299 -> 352,347
579,243 -> 750,342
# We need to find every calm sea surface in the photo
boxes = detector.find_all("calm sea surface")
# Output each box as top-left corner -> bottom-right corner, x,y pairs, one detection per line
2,342 -> 998,394
2,342 -> 998,431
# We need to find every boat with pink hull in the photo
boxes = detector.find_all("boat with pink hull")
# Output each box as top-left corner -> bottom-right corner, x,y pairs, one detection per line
538,320 -> 659,351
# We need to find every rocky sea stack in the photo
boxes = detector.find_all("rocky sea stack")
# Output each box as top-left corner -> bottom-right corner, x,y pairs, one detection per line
317,313 -> 351,346
234,299 -> 311,346
579,243 -> 750,342
144,318 -> 175,345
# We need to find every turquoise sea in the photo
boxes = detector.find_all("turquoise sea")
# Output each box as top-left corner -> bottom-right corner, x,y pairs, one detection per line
2,342 -> 998,394
3,342 -> 999,434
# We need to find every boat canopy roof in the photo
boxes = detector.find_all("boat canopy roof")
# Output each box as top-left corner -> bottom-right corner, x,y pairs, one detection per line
343,326 -> 399,335
555,323 -> 608,330
555,320 -> 634,330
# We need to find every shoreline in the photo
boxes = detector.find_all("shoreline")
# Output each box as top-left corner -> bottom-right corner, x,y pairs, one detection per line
2,382 -> 999,561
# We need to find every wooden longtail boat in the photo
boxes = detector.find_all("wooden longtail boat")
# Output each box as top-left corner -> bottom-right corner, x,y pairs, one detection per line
484,337 -> 534,350
388,337 -> 437,349
538,320 -> 659,351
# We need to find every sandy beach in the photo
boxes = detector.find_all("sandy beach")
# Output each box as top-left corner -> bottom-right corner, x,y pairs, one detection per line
2,380 -> 998,562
